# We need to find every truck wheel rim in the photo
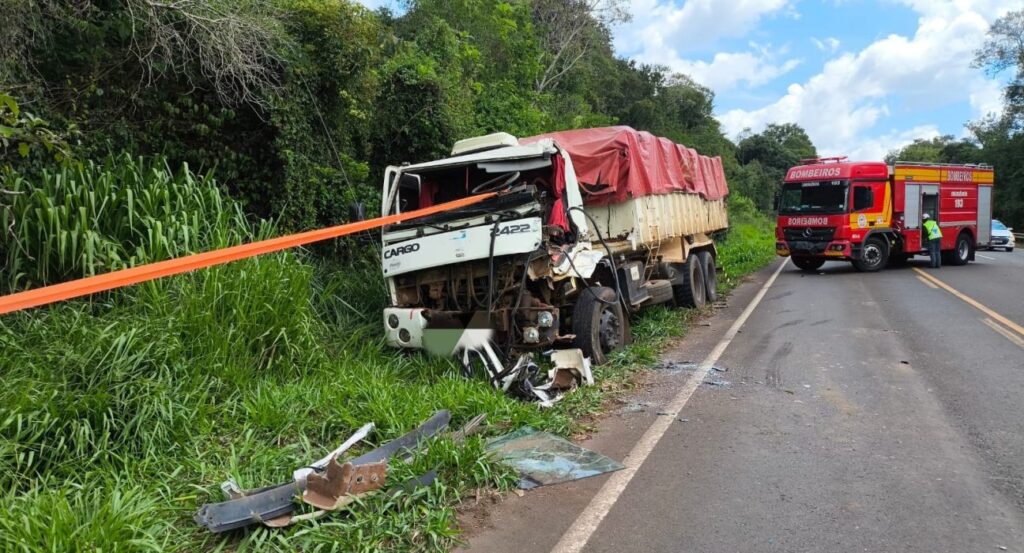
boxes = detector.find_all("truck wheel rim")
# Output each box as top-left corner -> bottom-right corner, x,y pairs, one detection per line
958,240 -> 968,259
864,244 -> 882,267
599,308 -> 621,352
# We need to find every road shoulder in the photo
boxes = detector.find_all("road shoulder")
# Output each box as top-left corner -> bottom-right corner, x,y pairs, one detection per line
458,259 -> 786,552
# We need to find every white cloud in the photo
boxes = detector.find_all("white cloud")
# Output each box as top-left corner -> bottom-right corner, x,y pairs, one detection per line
717,0 -> 1023,158
811,37 -> 841,53
613,0 -> 798,90
846,125 -> 941,160
675,51 -> 801,91
653,44 -> 801,91
613,0 -> 794,56
969,77 -> 1005,119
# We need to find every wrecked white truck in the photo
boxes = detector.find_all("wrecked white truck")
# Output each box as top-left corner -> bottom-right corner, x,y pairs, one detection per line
379,126 -> 730,403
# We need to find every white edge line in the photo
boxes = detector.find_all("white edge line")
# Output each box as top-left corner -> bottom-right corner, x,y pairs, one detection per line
549,258 -> 790,553
977,254 -> 995,260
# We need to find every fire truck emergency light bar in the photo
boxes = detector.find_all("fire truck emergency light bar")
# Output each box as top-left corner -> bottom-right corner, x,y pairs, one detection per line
0,192 -> 496,316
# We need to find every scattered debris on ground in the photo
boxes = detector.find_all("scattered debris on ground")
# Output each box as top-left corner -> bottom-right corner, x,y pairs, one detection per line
461,345 -> 594,407
193,411 -> 451,533
485,427 -> 624,489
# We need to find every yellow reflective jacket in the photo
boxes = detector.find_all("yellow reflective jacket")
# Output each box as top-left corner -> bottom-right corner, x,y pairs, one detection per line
923,219 -> 942,241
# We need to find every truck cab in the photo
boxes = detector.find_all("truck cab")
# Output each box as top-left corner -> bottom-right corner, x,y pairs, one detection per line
776,158 -> 994,272
775,158 -> 892,271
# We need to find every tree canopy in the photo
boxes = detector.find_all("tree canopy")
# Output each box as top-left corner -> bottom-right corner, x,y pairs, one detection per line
0,0 -> 814,230
887,9 -> 1024,227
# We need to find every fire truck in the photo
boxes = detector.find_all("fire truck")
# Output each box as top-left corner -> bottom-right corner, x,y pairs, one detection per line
775,158 -> 994,272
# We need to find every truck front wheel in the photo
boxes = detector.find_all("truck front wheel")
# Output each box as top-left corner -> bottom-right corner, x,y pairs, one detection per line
947,231 -> 971,266
852,237 -> 888,272
673,254 -> 706,309
792,257 -> 825,272
572,286 -> 625,365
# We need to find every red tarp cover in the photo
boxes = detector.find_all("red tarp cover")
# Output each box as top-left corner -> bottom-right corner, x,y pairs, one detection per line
521,126 -> 729,205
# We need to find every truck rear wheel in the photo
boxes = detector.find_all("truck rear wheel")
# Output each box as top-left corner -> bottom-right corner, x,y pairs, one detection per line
673,254 -> 706,309
792,257 -> 825,272
852,237 -> 888,272
947,231 -> 971,266
572,286 -> 625,365
698,250 -> 718,304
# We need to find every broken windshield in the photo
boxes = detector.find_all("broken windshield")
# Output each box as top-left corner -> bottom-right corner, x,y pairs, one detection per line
778,180 -> 849,215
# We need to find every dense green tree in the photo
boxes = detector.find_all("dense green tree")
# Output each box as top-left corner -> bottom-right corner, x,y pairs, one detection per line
1,0 -> 809,232
884,135 -> 986,165
734,123 -> 817,210
975,9 -> 1024,126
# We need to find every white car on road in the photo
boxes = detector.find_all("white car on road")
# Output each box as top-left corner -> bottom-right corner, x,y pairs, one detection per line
989,219 -> 1015,252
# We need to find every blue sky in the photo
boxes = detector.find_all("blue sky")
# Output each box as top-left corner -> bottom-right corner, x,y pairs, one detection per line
359,0 -> 1018,159
613,0 -> 1019,159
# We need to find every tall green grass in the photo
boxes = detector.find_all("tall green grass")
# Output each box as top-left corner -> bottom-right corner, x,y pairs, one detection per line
717,194 -> 777,291
0,159 -> 776,551
1,155 -> 251,292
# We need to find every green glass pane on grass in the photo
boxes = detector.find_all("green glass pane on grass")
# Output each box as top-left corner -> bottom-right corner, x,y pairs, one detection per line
486,427 -> 624,489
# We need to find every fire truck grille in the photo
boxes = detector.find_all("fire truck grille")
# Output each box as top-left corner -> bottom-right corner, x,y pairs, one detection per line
783,227 -> 836,242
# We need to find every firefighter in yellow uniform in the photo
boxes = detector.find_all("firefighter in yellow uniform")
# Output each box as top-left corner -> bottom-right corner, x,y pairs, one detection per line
923,213 -> 943,268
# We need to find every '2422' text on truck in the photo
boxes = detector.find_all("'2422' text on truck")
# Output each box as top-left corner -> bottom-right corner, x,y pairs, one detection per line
377,127 -> 730,403
776,158 -> 994,272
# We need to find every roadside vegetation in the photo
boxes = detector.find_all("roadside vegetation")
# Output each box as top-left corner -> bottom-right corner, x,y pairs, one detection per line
0,156 -> 773,552
2,1 -> 1018,550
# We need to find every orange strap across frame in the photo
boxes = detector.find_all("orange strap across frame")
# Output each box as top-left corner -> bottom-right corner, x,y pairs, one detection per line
0,193 -> 495,316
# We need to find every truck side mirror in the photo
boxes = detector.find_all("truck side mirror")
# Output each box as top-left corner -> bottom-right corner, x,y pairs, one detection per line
773,192 -> 781,212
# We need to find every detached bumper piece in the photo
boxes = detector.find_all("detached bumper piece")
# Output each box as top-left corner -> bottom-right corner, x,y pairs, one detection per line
461,344 -> 593,407
193,410 -> 451,533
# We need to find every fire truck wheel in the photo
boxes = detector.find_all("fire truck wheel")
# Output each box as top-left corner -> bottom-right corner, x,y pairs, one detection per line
698,250 -> 718,303
572,286 -> 625,365
791,257 -> 825,271
948,231 -> 972,266
674,254 -> 707,309
852,237 -> 888,272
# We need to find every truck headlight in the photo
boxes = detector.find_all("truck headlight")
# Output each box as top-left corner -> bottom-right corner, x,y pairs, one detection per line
387,314 -> 400,329
399,328 -> 412,343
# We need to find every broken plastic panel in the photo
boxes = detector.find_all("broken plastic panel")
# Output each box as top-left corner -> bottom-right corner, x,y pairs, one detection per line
485,427 -> 624,489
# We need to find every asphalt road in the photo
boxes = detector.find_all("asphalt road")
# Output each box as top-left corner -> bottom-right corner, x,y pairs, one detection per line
464,248 -> 1024,553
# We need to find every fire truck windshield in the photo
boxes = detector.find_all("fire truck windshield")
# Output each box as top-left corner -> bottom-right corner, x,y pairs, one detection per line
778,180 -> 849,215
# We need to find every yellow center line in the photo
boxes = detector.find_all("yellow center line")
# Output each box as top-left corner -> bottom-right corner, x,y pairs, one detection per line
914,267 -> 1024,339
981,318 -> 1024,349
915,275 -> 939,289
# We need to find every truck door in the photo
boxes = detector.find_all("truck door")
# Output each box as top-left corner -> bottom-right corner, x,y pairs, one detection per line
921,184 -> 940,248
850,181 -> 889,230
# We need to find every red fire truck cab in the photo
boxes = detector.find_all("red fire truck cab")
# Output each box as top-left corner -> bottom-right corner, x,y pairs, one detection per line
775,158 -> 994,272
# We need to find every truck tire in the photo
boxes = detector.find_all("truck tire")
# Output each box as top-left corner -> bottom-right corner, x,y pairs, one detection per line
792,257 -> 825,272
572,286 -> 625,365
698,250 -> 718,304
852,237 -> 888,272
947,231 -> 971,266
673,254 -> 706,309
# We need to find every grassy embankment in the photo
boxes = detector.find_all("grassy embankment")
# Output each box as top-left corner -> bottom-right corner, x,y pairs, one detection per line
0,158 -> 775,552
